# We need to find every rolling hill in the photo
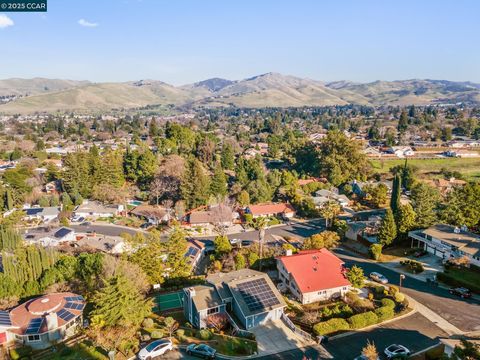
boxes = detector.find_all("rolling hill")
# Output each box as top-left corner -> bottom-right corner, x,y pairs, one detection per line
1,74 -> 479,113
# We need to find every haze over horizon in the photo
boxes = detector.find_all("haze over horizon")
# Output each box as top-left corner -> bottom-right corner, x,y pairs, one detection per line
1,0 -> 479,85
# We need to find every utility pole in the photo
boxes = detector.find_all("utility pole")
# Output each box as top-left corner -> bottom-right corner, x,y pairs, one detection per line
399,274 -> 405,291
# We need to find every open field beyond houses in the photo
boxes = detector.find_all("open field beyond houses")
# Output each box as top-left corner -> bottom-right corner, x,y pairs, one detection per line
370,158 -> 480,180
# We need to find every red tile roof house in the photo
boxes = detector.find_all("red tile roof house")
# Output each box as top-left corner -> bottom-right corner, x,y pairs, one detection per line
246,203 -> 296,219
0,292 -> 85,349
276,249 -> 351,304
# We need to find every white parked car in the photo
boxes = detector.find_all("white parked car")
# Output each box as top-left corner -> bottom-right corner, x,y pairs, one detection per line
137,339 -> 173,359
369,272 -> 389,284
71,215 -> 85,223
384,344 -> 410,359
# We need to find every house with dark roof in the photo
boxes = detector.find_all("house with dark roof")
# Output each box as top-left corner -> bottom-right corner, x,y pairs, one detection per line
184,269 -> 286,330
188,205 -> 234,227
23,207 -> 60,223
277,249 -> 351,304
23,227 -> 75,247
0,292 -> 85,349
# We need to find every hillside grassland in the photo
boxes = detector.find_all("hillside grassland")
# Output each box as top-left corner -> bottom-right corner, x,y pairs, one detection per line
370,157 -> 480,180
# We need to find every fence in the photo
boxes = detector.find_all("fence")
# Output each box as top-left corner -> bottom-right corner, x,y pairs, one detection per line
281,313 -> 315,343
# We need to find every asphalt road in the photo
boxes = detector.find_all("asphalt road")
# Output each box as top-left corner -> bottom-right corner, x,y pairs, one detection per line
70,223 -> 140,237
335,248 -> 480,333
324,312 -> 448,359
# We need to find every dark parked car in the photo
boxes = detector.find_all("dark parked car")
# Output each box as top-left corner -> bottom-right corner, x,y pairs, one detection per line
186,344 -> 216,359
241,240 -> 254,247
449,287 -> 472,298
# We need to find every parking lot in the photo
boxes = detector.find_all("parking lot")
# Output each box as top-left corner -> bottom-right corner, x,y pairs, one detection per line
324,312 -> 448,359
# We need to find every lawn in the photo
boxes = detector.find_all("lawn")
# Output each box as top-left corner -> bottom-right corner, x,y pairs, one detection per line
369,158 -> 480,180
440,266 -> 480,293
211,334 -> 257,356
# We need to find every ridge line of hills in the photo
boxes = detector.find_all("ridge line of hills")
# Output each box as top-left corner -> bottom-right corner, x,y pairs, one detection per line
1,73 -> 479,113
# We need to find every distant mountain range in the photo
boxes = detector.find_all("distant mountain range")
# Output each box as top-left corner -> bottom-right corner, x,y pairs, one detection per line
1,73 -> 479,113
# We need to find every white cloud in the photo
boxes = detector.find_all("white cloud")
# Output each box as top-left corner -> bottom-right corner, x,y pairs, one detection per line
78,19 -> 98,28
0,15 -> 14,29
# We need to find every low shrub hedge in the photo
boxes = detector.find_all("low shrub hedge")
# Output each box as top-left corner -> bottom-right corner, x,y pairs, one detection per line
9,347 -> 32,360
374,306 -> 394,322
400,259 -> 424,273
437,271 -> 480,294
197,329 -> 213,340
313,318 -> 350,336
347,311 -> 378,329
380,298 -> 395,309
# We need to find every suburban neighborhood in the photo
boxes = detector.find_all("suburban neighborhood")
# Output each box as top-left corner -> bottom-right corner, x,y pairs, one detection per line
0,1 -> 480,360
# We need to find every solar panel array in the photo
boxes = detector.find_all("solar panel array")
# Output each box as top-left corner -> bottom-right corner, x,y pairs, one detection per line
57,309 -> 75,322
185,247 -> 199,257
0,310 -> 11,326
65,302 -> 85,311
237,278 -> 280,312
25,318 -> 44,334
65,296 -> 84,302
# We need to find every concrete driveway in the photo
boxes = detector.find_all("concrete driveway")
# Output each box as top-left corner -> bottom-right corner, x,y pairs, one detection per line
251,319 -> 314,356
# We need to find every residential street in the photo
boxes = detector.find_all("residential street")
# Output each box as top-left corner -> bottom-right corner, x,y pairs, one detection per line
324,312 -> 448,359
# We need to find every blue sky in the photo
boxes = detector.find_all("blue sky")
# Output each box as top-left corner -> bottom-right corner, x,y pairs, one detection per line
0,0 -> 479,84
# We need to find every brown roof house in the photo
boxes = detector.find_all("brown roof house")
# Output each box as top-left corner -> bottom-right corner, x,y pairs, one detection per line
0,292 -> 85,349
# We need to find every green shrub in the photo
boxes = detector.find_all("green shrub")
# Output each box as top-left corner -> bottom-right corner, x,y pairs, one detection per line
142,318 -> 154,328
176,329 -> 185,338
60,347 -> 74,357
375,285 -> 385,296
375,306 -> 395,322
348,311 -> 378,329
198,329 -> 213,340
313,318 -> 350,336
150,330 -> 164,339
400,259 -> 424,273
370,243 -> 383,260
9,347 -> 32,360
381,298 -> 395,309
388,285 -> 399,297
394,292 -> 405,303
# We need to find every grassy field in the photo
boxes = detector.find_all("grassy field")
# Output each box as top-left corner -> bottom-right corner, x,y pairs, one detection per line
370,157 -> 480,180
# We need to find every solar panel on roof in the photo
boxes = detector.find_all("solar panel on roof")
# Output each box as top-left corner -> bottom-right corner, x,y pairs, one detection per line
25,318 -> 44,334
57,309 -> 75,322
236,278 -> 280,313
0,311 -> 12,326
185,247 -> 199,257
65,295 -> 84,302
65,302 -> 85,311
54,228 -> 72,238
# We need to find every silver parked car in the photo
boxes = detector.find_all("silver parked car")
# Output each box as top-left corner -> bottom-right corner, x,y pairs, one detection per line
369,272 -> 389,284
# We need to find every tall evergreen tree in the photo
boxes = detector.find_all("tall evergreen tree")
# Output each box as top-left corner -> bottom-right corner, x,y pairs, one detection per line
378,208 -> 397,246
181,159 -> 211,209
210,163 -> 227,198
91,274 -> 152,328
390,174 -> 402,215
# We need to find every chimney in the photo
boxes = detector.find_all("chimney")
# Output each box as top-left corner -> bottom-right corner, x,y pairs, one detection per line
285,249 -> 293,256
46,313 -> 58,330
187,287 -> 196,297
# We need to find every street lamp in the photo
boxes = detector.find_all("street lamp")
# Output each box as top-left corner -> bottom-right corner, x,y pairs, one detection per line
399,274 -> 405,291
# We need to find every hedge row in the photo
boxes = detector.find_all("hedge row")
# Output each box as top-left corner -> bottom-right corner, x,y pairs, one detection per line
313,306 -> 396,336
347,311 -> 378,329
313,318 -> 350,336
437,271 -> 480,294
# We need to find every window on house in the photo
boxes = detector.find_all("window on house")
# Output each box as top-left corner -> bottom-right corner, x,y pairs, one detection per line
207,307 -> 218,315
27,335 -> 40,342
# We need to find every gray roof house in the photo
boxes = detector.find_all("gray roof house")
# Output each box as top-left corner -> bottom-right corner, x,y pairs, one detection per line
184,269 -> 286,330
23,207 -> 61,223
